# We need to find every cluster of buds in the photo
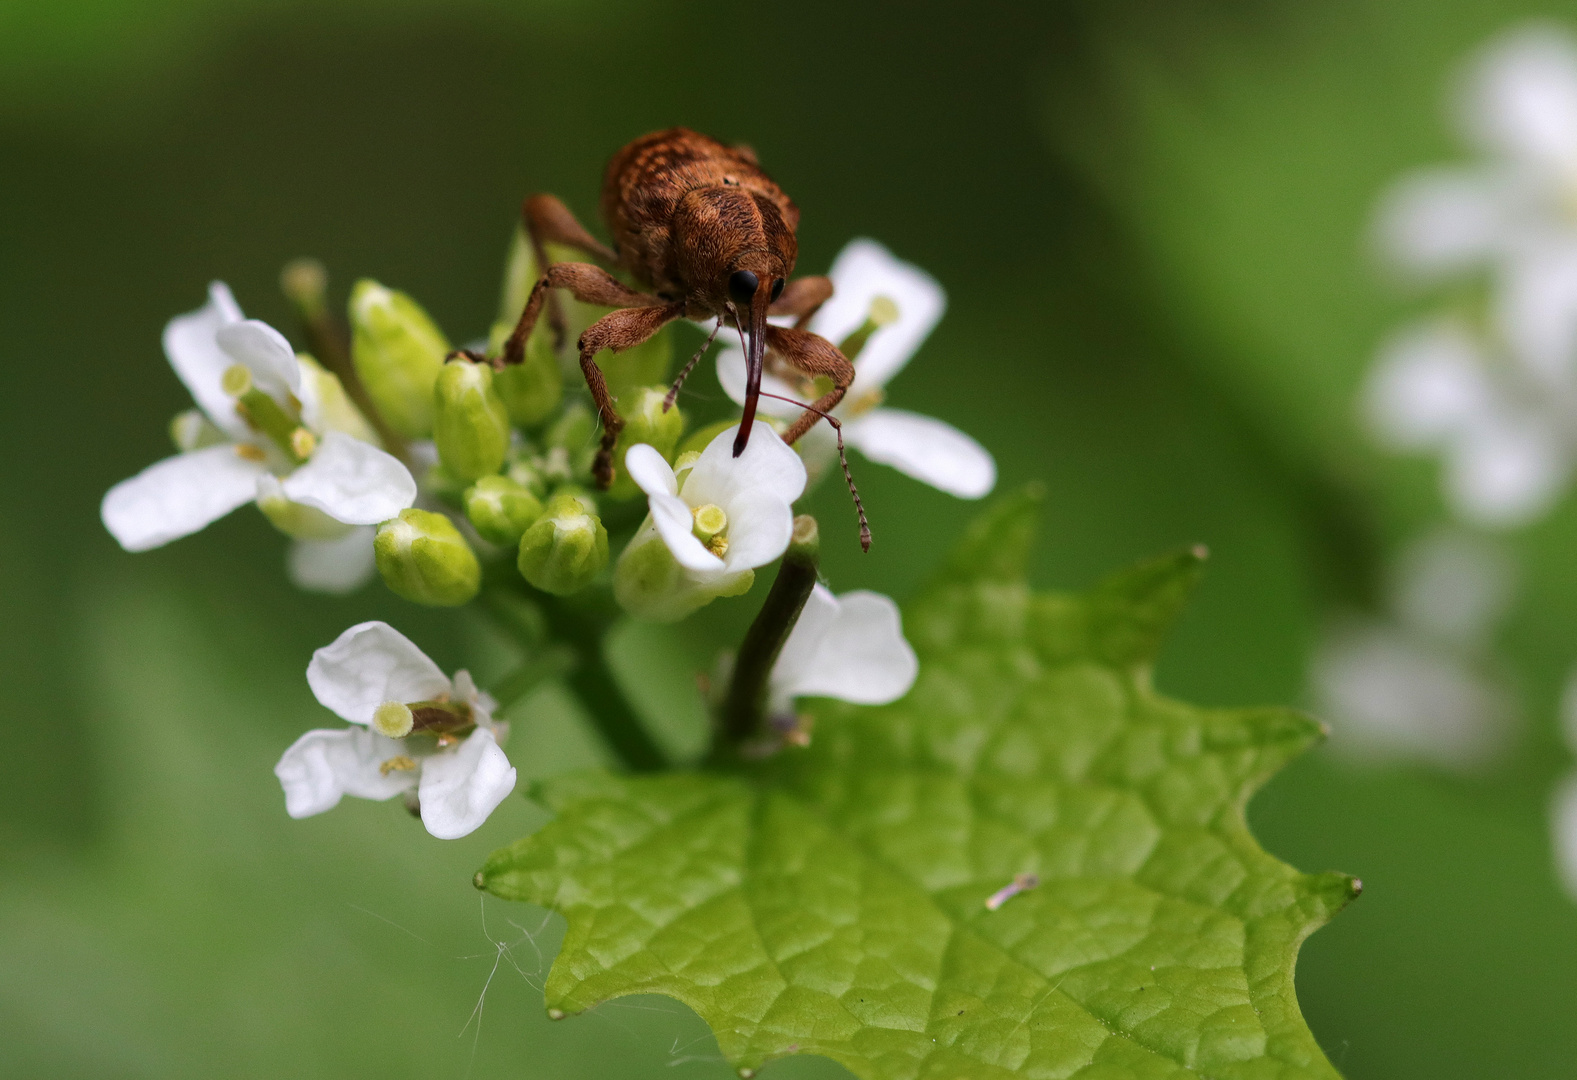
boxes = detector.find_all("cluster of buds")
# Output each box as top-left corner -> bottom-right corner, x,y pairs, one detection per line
102,230 -> 988,836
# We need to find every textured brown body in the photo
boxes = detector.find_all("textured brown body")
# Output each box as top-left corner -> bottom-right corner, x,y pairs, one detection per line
499,128 -> 865,546
600,128 -> 800,312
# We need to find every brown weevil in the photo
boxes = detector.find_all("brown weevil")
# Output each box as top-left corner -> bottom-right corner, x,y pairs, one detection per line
496,128 -> 868,548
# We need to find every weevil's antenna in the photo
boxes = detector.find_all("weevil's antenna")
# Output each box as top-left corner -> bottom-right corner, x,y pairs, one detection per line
757,391 -> 871,553
664,319 -> 722,412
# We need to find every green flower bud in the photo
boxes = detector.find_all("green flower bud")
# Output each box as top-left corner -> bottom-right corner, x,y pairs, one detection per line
596,324 -> 673,407
464,475 -> 544,547
488,318 -> 564,428
434,359 -> 510,482
607,386 -> 685,500
374,508 -> 480,606
516,493 -> 608,596
349,280 -> 450,438
544,402 -> 598,481
505,451 -> 551,499
546,401 -> 596,451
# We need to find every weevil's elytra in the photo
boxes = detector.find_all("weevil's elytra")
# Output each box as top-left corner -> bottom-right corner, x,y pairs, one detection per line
498,128 -> 863,549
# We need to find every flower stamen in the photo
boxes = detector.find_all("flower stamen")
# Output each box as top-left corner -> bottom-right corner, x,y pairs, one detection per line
378,754 -> 417,775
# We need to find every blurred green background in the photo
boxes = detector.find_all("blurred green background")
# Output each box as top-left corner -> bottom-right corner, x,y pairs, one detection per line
5,1 -> 1577,1076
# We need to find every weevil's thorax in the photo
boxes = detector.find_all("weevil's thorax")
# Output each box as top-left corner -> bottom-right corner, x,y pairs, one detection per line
600,128 -> 799,310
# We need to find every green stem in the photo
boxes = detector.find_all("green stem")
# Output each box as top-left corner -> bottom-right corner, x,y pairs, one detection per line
478,579 -> 666,771
539,594 -> 669,772
717,515 -> 820,754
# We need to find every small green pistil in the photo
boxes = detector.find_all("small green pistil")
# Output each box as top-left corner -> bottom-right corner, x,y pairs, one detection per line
837,295 -> 899,363
224,364 -> 310,465
371,701 -> 415,739
692,503 -> 728,547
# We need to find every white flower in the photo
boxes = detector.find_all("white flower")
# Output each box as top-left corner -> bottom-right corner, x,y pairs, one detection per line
1364,318 -> 1576,527
1364,26 -> 1577,529
1310,529 -> 1515,771
622,421 -> 806,613
716,239 -> 996,499
275,621 -> 516,839
100,283 -> 416,578
1378,24 -> 1577,284
768,585 -> 917,716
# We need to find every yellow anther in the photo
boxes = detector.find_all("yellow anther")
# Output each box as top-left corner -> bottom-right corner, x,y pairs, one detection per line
234,444 -> 267,463
691,503 -> 728,543
868,295 -> 899,326
707,534 -> 729,558
378,754 -> 418,776
221,363 -> 253,398
372,701 -> 414,739
289,426 -> 317,459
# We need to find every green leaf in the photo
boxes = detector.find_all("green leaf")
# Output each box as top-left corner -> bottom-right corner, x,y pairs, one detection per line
479,493 -> 1358,1079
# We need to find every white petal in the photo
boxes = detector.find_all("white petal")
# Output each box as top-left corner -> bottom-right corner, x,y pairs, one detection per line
281,430 -> 416,525
1461,23 -> 1577,170
1372,168 -> 1509,277
417,728 -> 517,839
306,621 -> 452,724
1495,238 -> 1577,384
1551,773 -> 1577,901
684,422 -> 806,509
163,282 -> 248,438
1444,408 -> 1570,527
843,408 -> 996,499
288,527 -> 378,595
809,238 -> 946,392
650,491 -> 723,572
1362,321 -> 1493,450
718,486 -> 795,573
101,444 -> 267,552
450,669 -> 498,729
771,586 -> 917,710
216,319 -> 302,399
714,345 -> 810,419
625,443 -> 680,498
274,727 -> 416,818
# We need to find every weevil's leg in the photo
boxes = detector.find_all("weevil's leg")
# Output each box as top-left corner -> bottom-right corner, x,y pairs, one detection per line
764,325 -> 854,445
769,275 -> 833,330
503,262 -> 662,366
521,194 -> 620,346
578,302 -> 686,488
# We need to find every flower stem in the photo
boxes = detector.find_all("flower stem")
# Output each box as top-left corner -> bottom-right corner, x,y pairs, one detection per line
479,581 -> 668,772
717,515 -> 820,754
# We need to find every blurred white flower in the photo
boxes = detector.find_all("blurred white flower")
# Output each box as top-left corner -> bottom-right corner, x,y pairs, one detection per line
276,621 -> 516,839
717,239 -> 996,499
1311,529 -> 1516,770
768,585 -> 918,716
101,283 -> 415,589
1367,25 -> 1577,528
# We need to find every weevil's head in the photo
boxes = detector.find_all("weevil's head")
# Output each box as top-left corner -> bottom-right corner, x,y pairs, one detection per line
671,185 -> 796,455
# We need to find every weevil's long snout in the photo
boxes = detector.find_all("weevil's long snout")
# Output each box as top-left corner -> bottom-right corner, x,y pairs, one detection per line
730,269 -> 775,457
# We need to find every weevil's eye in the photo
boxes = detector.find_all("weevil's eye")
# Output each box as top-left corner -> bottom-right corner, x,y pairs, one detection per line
728,270 -> 759,304
770,278 -> 785,302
